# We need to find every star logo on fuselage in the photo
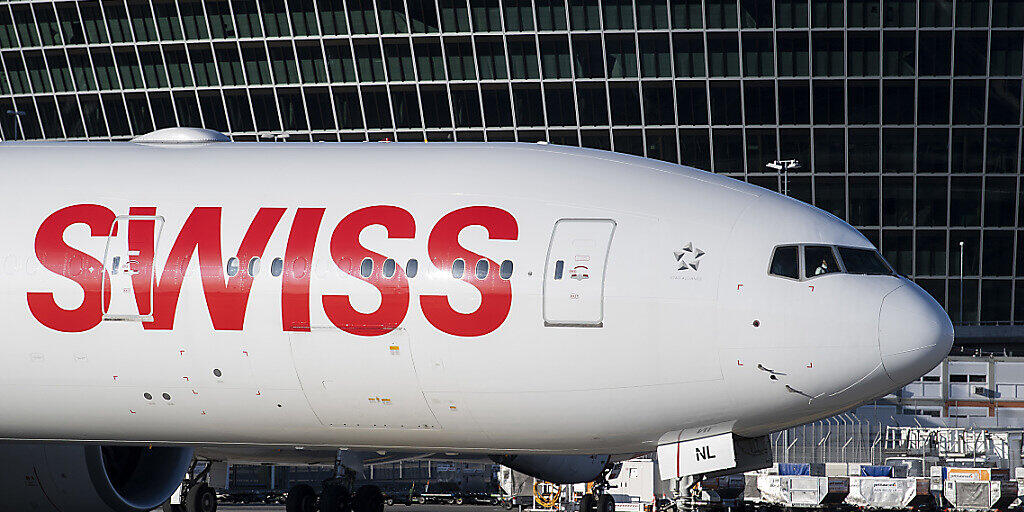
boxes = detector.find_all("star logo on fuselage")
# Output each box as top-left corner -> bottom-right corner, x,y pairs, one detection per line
674,242 -> 706,271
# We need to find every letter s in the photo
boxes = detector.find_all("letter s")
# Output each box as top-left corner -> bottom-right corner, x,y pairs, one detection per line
27,204 -> 115,332
420,206 -> 518,337
322,206 -> 415,336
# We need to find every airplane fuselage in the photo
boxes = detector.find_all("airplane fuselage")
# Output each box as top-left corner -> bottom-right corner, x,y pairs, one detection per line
0,141 -> 951,457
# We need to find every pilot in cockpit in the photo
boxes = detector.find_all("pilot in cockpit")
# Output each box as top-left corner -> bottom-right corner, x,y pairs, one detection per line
813,258 -> 830,275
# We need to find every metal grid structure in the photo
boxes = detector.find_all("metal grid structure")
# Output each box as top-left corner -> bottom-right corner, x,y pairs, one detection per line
2,0 -> 1024,325
771,413 -> 888,465
770,415 -> 1009,467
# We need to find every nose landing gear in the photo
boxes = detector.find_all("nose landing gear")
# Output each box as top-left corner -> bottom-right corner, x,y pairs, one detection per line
578,493 -> 615,512
578,465 -> 617,512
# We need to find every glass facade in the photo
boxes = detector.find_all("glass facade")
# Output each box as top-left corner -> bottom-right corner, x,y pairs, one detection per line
1,0 -> 1023,325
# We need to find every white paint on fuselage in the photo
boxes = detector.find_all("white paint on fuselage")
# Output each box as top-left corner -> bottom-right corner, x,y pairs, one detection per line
0,142 -> 951,457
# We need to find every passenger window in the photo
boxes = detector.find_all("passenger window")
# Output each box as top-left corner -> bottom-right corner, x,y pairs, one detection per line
804,245 -> 840,277
554,260 -> 564,280
270,257 -> 284,277
247,257 -> 260,277
837,247 -> 893,275
475,259 -> 488,279
292,257 -> 310,278
359,257 -> 373,278
406,259 -> 418,278
452,258 -> 465,278
382,258 -> 396,278
499,260 -> 513,279
336,257 -> 351,274
111,256 -> 121,272
226,257 -> 240,277
769,246 -> 799,279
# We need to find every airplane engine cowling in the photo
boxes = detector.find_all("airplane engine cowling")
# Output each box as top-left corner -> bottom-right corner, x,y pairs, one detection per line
0,443 -> 193,512
491,454 -> 612,484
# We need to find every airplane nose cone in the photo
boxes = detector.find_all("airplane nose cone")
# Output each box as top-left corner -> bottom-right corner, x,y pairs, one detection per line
878,283 -> 954,386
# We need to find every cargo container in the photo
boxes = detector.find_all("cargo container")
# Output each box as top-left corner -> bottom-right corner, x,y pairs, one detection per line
752,475 -> 849,509
844,477 -> 933,510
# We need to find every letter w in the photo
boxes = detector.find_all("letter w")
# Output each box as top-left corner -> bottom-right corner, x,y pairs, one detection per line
129,207 -> 285,330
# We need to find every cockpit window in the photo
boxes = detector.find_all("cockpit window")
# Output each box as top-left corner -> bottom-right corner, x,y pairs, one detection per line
804,245 -> 840,278
837,246 -> 893,275
769,245 -> 800,279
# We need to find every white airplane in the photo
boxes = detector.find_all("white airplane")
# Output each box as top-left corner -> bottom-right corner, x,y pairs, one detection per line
0,128 -> 952,512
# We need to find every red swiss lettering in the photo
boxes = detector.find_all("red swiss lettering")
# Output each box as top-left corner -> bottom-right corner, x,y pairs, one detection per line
322,206 -> 414,336
282,208 -> 325,331
27,204 -> 115,332
30,205 -> 520,336
420,206 -> 517,337
136,207 -> 285,330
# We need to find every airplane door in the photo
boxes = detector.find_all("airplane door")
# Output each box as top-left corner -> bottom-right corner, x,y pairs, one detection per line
289,329 -> 439,429
543,219 -> 616,327
101,214 -> 164,321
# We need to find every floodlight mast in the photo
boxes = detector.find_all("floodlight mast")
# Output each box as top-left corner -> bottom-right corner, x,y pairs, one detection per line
766,159 -> 802,196
5,109 -> 26,141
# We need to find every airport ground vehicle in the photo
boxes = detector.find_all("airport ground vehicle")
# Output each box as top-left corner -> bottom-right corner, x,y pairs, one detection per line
462,492 -> 502,505
380,483 -> 421,506
415,481 -> 465,504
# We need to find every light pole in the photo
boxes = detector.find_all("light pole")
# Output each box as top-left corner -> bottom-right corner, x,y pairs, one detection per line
766,159 -> 802,196
6,109 -> 26,141
959,240 -> 965,324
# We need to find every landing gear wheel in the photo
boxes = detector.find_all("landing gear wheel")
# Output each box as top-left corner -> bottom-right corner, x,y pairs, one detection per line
287,484 -> 319,512
161,500 -> 184,512
579,494 -> 596,512
320,484 -> 351,512
185,483 -> 217,512
596,495 -> 615,512
352,485 -> 385,512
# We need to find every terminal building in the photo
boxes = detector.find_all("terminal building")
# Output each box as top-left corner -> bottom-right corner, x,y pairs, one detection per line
2,0 -> 1024,395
